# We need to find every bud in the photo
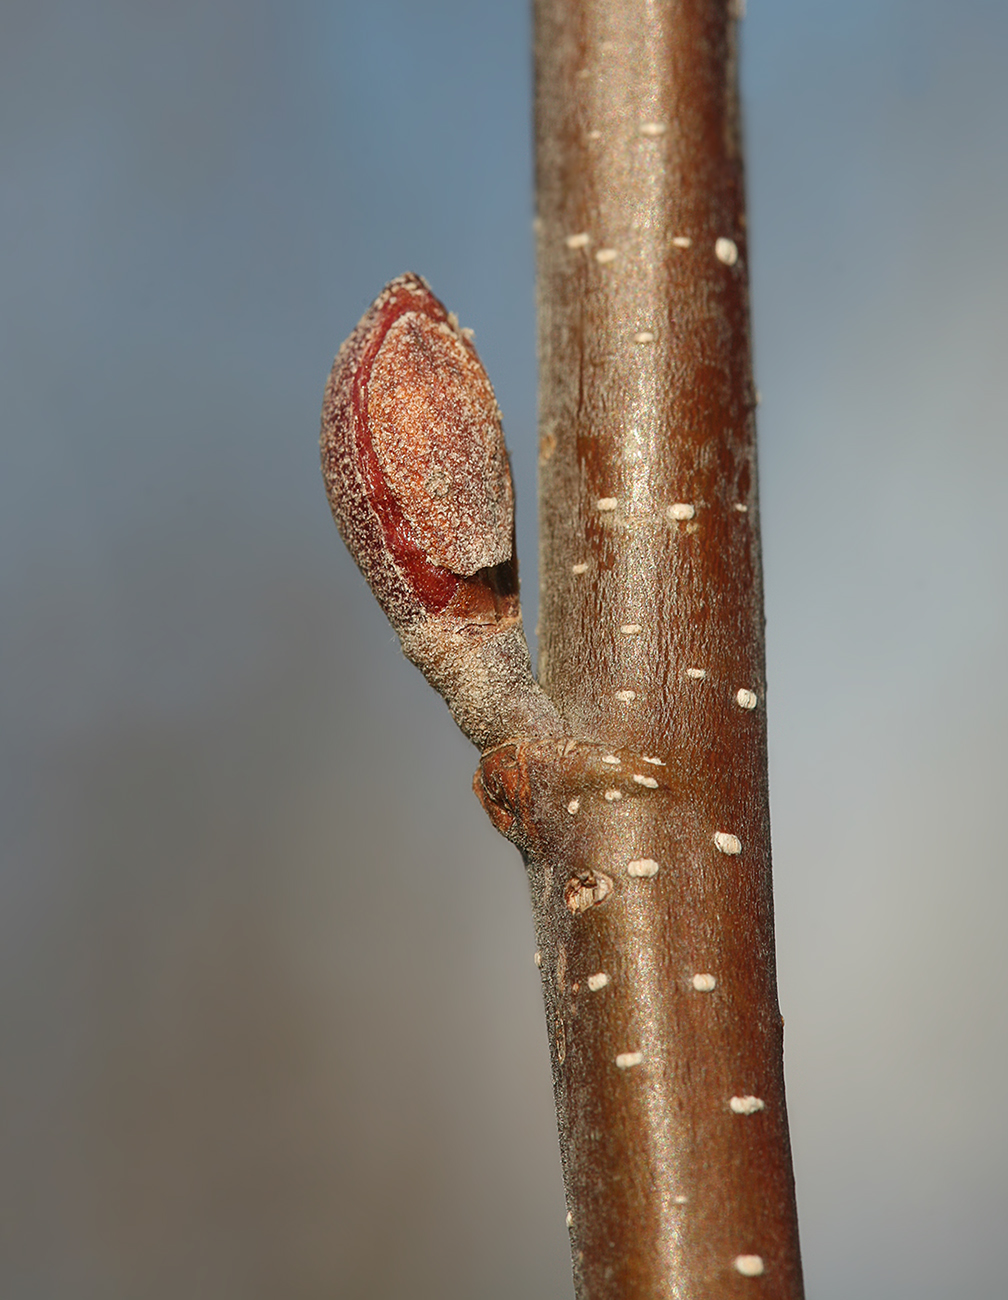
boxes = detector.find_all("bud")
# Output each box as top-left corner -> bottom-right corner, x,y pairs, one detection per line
321,274 -> 560,750
321,273 -> 516,628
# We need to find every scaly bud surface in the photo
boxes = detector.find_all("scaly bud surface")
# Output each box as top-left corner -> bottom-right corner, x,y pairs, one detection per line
321,274 -> 561,750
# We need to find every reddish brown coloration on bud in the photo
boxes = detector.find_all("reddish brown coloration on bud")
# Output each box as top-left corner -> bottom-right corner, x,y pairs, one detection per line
321,273 -> 516,627
323,3 -> 802,1295
321,275 -> 562,751
368,296 -> 513,576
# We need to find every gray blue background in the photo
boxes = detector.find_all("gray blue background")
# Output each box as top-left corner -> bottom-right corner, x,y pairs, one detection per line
3,2 -> 1006,1296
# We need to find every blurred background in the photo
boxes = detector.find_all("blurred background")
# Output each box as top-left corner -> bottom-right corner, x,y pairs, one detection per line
2,1 -> 1006,1296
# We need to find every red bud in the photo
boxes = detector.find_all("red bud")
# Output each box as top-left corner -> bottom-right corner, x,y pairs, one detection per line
321,274 -> 516,628
321,274 -> 559,751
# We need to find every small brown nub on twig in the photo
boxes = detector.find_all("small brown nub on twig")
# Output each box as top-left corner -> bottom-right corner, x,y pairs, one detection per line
564,870 -> 613,914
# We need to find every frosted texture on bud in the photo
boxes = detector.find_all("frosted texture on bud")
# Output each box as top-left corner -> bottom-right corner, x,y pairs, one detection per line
321,273 -> 515,629
320,274 -> 560,751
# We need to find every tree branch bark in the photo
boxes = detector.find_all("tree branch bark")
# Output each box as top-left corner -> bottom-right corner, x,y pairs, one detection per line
512,1 -> 804,1293
321,2 -> 803,1295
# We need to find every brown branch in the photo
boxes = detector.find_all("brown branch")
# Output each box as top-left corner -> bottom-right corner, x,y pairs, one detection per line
321,2 -> 803,1295
520,0 -> 804,1293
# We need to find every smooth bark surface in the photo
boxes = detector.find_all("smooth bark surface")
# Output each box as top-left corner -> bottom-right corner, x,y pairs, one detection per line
481,1 -> 804,1295
323,2 -> 803,1295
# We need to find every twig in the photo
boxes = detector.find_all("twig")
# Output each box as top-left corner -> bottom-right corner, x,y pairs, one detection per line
321,2 -> 803,1294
